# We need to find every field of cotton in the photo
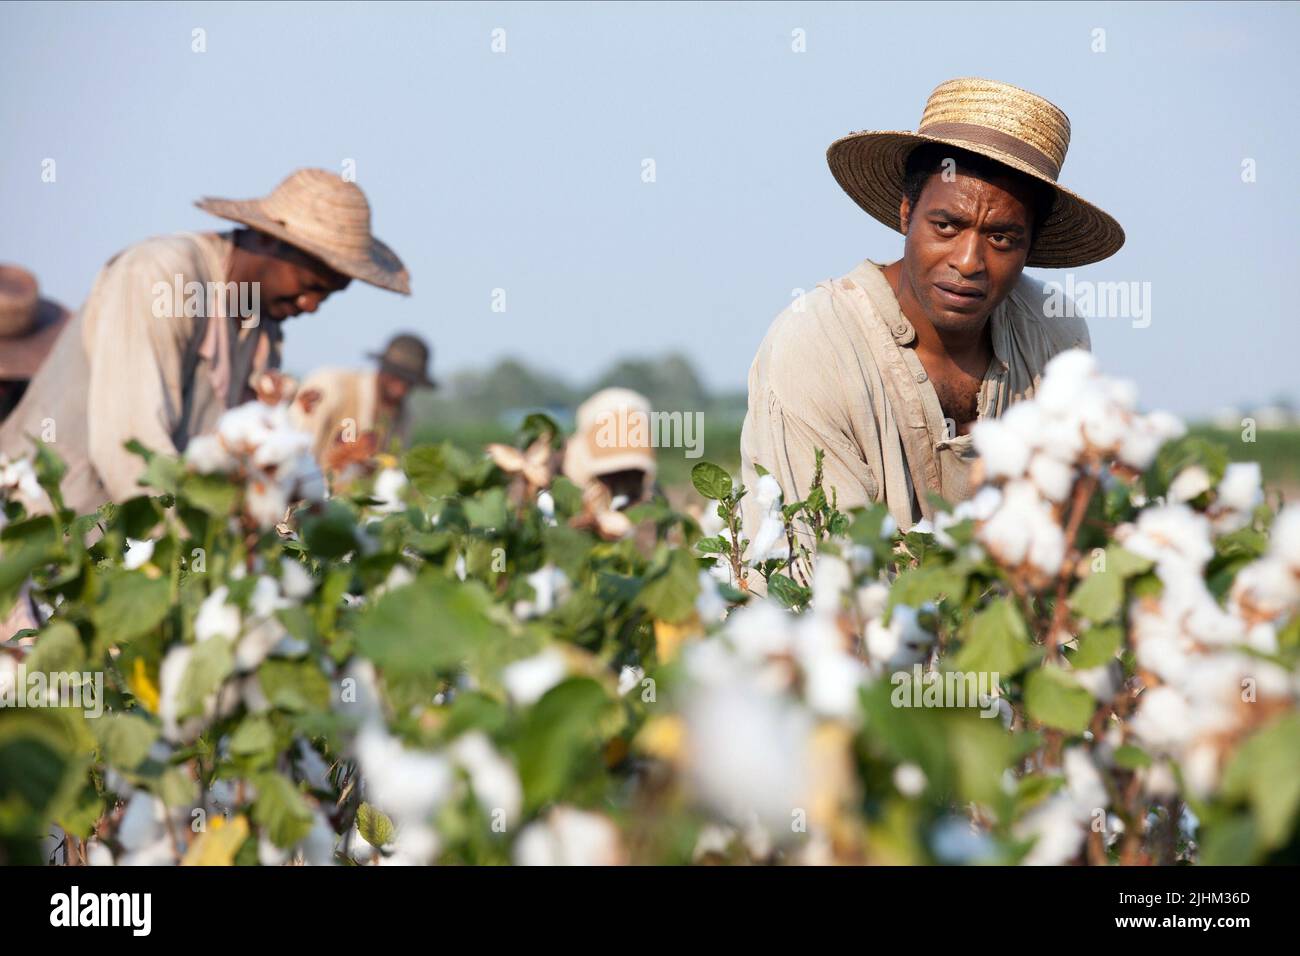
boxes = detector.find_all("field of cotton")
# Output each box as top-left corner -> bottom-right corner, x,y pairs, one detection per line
1,351 -> 1298,866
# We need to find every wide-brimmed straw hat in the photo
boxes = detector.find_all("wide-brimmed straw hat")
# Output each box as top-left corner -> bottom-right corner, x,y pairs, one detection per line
195,168 -> 411,293
367,333 -> 437,389
0,264 -> 72,380
827,77 -> 1124,268
563,388 -> 658,490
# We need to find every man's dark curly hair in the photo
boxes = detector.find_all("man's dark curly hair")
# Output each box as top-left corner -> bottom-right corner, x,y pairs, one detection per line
901,143 -> 1057,247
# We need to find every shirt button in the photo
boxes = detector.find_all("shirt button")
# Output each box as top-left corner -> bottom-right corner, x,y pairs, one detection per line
916,371 -> 928,383
894,325 -> 908,336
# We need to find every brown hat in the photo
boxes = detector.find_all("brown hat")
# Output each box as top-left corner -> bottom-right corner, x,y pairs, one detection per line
368,333 -> 436,388
562,388 -> 658,489
195,168 -> 411,294
826,77 -> 1125,268
0,265 -> 72,380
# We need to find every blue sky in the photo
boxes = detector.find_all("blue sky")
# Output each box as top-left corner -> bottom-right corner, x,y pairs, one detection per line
2,1 -> 1296,417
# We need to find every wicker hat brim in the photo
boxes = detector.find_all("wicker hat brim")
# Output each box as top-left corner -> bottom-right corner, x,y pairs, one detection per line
827,130 -> 1124,268
194,197 -> 411,294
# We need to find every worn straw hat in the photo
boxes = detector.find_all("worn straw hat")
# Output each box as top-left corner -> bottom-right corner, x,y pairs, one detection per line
367,333 -> 436,389
827,77 -> 1124,268
195,168 -> 410,293
0,264 -> 72,380
563,388 -> 658,490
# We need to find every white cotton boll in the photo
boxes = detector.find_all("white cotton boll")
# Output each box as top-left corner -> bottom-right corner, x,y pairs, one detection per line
1072,662 -> 1121,701
691,824 -> 737,862
1182,742 -> 1222,801
252,428 -> 312,471
972,417 -> 1030,480
1141,761 -> 1180,800
449,731 -> 523,825
1077,387 -> 1126,452
1062,747 -> 1109,814
349,827 -> 379,863
536,489 -> 556,523
85,840 -> 114,867
453,554 -> 467,581
696,570 -> 728,624
1028,452 -> 1075,503
242,673 -> 271,714
978,479 -> 1047,568
195,587 -> 241,642
795,616 -> 866,720
1217,462 -> 1262,514
280,558 -> 314,601
855,581 -> 890,622
382,822 -> 441,866
117,793 -> 168,852
893,763 -> 927,797
954,485 -> 1004,523
748,514 -> 789,564
258,834 -> 290,866
865,605 -> 934,672
1119,504 -> 1215,573
617,665 -> 644,697
158,645 -> 204,743
250,575 -> 291,619
880,514 -> 898,539
1244,622 -> 1278,655
1271,507 -> 1300,569
1016,795 -> 1086,866
1118,411 -> 1185,471
911,517 -> 935,535
1130,686 -> 1195,752
1036,349 -> 1098,415
296,740 -> 333,793
722,600 -> 796,663
372,468 -> 408,514
123,538 -> 155,571
355,725 -> 454,823
1230,558 -> 1300,621
184,434 -> 236,474
245,476 -> 290,529
501,648 -> 568,706
1168,465 -> 1212,504
811,555 -> 851,615
235,617 -> 290,672
755,474 -> 783,515
1036,413 -> 1086,465
1025,510 -> 1067,577
514,807 -> 625,866
683,683 -> 812,834
298,810 -> 337,866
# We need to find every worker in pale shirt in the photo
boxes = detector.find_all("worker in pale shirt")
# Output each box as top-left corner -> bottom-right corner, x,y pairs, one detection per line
291,333 -> 436,474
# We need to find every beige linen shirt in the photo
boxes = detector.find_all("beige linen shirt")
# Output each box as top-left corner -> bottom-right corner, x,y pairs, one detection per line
740,259 -> 1089,547
0,232 -> 282,514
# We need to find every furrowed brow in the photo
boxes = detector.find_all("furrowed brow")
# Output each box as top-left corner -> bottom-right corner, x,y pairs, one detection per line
929,208 -> 972,226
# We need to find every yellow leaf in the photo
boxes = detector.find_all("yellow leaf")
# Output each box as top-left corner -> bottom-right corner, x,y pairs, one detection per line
182,814 -> 250,866
654,614 -> 702,663
129,657 -> 160,713
636,714 -> 685,764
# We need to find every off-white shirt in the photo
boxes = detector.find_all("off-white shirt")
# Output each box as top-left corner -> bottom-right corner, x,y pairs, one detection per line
740,259 -> 1089,548
0,232 -> 281,513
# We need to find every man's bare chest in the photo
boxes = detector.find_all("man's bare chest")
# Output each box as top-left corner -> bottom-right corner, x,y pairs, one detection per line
928,365 -> 984,436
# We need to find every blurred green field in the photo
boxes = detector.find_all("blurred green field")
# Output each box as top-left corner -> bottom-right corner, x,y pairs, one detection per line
410,416 -> 1300,501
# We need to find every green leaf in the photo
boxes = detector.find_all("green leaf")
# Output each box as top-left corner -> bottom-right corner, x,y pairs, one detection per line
404,444 -> 460,499
25,621 -> 85,676
887,563 -> 967,611
180,472 -> 240,516
178,637 -> 234,719
690,462 -> 732,501
1068,624 -> 1123,670
355,576 -> 506,677
301,502 -> 358,559
1112,744 -> 1152,770
257,659 -> 332,713
767,572 -> 811,610
1069,569 -> 1123,623
548,476 -> 584,517
94,713 -> 159,771
636,549 -> 701,623
694,535 -> 729,555
516,678 -> 617,810
252,772 -> 316,848
463,487 -> 509,530
229,716 -> 275,756
92,572 -> 171,644
951,598 -> 1035,676
356,802 -> 396,849
1024,665 -> 1095,734
1219,713 -> 1300,850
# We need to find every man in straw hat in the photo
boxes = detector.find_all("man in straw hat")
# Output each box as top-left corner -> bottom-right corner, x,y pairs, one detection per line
562,387 -> 659,509
291,332 -> 436,474
740,77 -> 1123,545
0,168 -> 409,515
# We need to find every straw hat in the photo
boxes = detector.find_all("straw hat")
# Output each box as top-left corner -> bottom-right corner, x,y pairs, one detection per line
563,388 -> 658,489
827,77 -> 1124,268
195,168 -> 410,293
0,264 -> 72,380
367,333 -> 437,389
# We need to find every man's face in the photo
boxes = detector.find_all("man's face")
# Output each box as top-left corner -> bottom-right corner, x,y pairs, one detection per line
257,239 -> 352,321
376,369 -> 412,407
898,169 -> 1037,333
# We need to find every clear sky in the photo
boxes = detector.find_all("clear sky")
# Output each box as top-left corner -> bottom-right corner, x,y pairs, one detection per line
2,1 -> 1296,417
